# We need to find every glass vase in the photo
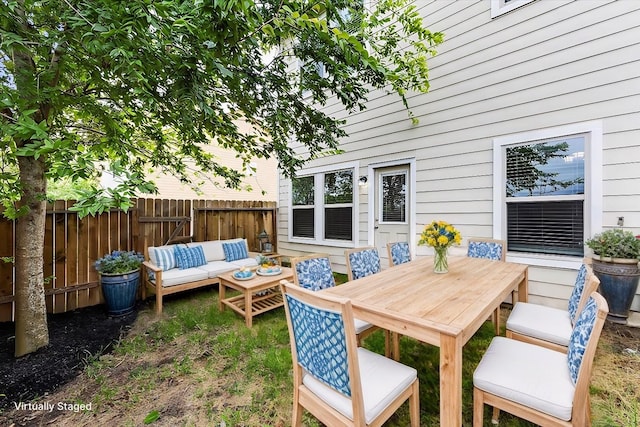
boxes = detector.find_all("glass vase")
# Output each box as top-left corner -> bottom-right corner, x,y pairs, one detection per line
433,246 -> 448,274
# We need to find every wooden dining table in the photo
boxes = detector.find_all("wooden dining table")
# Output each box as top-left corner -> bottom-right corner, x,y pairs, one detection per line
322,255 -> 529,427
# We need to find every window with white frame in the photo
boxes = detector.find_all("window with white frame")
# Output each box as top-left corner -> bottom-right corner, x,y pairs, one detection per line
491,0 -> 536,18
291,167 -> 355,243
493,122 -> 602,263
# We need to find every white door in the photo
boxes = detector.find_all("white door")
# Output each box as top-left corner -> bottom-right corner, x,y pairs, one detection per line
374,165 -> 411,268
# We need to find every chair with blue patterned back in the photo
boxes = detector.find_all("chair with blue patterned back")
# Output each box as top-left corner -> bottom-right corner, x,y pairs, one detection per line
466,238 -> 507,334
473,292 -> 608,426
291,254 -> 378,349
387,241 -> 411,267
345,246 -> 382,281
279,279 -> 420,426
506,263 -> 600,353
344,247 -> 399,359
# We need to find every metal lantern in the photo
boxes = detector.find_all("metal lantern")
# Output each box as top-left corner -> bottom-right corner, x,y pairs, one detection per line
257,229 -> 272,253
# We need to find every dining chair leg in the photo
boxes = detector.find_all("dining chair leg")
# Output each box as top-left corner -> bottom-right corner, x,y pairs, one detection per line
392,333 -> 401,361
491,406 -> 500,425
384,330 -> 391,358
409,380 -> 420,427
473,387 -> 484,427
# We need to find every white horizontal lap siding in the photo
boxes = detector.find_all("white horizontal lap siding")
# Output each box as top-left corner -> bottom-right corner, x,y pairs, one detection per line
277,0 -> 640,309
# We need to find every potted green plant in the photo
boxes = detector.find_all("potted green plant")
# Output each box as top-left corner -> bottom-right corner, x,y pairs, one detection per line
95,250 -> 145,316
585,229 -> 640,324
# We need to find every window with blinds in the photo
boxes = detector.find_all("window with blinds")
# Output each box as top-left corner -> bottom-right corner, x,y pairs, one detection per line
324,170 -> 353,241
505,136 -> 585,256
292,176 -> 315,238
291,168 -> 354,242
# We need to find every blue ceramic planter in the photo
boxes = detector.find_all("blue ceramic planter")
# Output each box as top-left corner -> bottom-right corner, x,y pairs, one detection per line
592,258 -> 640,324
100,270 -> 140,316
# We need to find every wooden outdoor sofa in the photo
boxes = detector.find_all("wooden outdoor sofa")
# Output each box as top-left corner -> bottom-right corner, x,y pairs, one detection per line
141,238 -> 259,314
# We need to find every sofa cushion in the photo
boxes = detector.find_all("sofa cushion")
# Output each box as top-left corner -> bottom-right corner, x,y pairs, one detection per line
197,261 -> 238,279
223,240 -> 249,262
174,245 -> 207,270
187,238 -> 246,262
230,258 -> 259,269
157,267 -> 210,287
148,246 -> 178,271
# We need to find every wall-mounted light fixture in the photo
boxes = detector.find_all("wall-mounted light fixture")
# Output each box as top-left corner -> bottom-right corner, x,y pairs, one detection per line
358,176 -> 368,186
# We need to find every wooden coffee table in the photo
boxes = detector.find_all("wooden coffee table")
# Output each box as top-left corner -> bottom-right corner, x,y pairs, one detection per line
218,266 -> 293,327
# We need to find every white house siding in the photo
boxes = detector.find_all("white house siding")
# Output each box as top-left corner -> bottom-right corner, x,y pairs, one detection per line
277,0 -> 640,311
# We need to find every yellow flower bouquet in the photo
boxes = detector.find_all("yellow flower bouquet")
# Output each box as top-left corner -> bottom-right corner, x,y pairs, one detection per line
418,220 -> 462,273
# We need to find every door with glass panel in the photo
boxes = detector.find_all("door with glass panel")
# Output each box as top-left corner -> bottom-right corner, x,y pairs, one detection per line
374,166 -> 410,267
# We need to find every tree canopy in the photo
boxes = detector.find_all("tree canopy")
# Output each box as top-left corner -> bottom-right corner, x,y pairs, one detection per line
1,0 -> 442,356
2,0 -> 442,215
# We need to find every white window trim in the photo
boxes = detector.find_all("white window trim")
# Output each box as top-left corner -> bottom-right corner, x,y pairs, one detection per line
288,161 -> 359,248
492,121 -> 603,269
491,0 -> 536,18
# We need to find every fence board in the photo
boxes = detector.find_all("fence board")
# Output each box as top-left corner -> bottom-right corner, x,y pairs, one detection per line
54,200 -> 67,313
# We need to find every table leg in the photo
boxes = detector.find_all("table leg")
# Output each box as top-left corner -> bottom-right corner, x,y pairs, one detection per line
518,269 -> 529,303
219,283 -> 226,312
244,291 -> 252,328
440,333 -> 463,427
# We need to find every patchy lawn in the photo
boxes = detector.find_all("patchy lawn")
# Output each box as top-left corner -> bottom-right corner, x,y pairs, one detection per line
1,290 -> 639,426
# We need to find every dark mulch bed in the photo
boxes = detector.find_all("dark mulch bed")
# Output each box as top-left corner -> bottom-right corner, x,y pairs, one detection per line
0,303 -> 138,411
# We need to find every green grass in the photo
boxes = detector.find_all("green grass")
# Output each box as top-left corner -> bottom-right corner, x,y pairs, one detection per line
57,277 -> 636,426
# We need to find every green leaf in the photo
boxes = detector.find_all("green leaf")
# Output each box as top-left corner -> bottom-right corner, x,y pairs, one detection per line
144,410 -> 160,424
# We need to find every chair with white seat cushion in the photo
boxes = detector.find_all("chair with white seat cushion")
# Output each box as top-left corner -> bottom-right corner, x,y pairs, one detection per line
466,238 -> 507,334
344,247 -> 397,359
473,292 -> 608,427
506,263 -> 600,352
291,254 -> 379,349
386,242 -> 411,267
280,279 -> 420,427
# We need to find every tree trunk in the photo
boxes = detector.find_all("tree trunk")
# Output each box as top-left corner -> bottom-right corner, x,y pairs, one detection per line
14,156 -> 49,357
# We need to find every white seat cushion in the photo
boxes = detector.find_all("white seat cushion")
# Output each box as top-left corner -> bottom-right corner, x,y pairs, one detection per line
196,261 -> 238,278
230,258 -> 259,269
354,318 -> 375,335
157,267 -> 210,287
474,336 -> 575,421
507,302 -> 573,346
303,347 -> 417,424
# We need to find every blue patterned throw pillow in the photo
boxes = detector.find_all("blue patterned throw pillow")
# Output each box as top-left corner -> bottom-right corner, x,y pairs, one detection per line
222,241 -> 249,262
174,245 -> 207,270
149,247 -> 176,271
567,295 -> 598,384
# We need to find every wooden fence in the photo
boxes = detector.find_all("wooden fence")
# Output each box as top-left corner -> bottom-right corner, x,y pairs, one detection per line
0,198 -> 277,322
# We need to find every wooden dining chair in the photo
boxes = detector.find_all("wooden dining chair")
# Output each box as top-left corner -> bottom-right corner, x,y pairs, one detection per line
506,264 -> 600,352
291,254 -> 379,349
466,238 -> 507,334
473,292 -> 608,427
386,242 -> 411,267
279,279 -> 420,427
345,246 -> 382,281
344,247 -> 397,359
